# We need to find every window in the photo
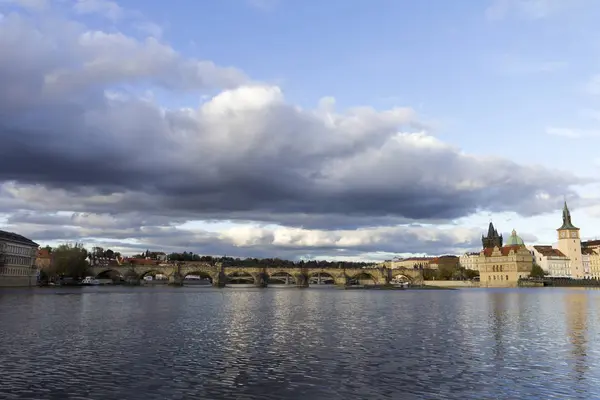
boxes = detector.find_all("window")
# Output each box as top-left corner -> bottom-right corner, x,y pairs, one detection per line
506,275 -> 509,280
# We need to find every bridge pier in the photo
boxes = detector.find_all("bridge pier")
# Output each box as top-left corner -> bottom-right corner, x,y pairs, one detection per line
295,274 -> 309,288
255,272 -> 268,288
212,271 -> 227,288
168,274 -> 183,286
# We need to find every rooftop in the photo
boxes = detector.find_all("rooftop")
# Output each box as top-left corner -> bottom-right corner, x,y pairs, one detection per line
482,245 -> 523,257
532,245 -> 567,258
0,230 -> 38,247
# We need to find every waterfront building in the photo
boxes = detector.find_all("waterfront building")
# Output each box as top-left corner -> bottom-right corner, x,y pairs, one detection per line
459,252 -> 480,271
528,245 -> 570,277
390,257 -> 435,270
429,255 -> 459,270
0,230 -> 39,287
479,229 -> 533,287
35,248 -> 53,271
556,202 -> 584,278
589,249 -> 600,279
527,202 -> 600,279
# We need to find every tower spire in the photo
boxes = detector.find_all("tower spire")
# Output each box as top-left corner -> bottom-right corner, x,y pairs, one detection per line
558,200 -> 578,230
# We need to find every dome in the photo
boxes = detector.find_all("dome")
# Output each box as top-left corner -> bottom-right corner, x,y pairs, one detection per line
505,229 -> 525,246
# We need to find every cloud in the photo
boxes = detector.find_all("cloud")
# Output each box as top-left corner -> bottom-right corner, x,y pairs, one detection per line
495,56 -> 567,74
0,1 -> 590,258
486,0 -> 580,20
0,0 -> 48,11
546,127 -> 600,138
73,0 -> 123,20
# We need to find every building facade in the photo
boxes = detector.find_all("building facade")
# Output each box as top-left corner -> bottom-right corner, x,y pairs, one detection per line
0,230 -> 39,287
35,248 -> 53,271
528,245 -> 570,277
390,257 -> 435,270
479,242 -> 533,287
459,252 -> 480,271
556,202 -> 584,279
589,250 -> 600,279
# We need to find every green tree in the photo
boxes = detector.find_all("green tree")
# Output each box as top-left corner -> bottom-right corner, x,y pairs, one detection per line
529,263 -> 546,278
436,264 -> 455,280
51,243 -> 90,279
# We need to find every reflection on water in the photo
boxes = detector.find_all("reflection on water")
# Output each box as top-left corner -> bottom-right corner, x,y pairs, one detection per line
1,286 -> 600,399
565,292 -> 589,383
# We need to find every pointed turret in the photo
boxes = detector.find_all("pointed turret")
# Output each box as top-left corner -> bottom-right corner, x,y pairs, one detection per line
487,222 -> 495,237
558,201 -> 578,230
482,221 -> 503,249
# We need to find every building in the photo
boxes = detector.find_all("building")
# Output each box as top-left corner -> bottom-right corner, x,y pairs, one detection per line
482,222 -> 503,249
479,229 -> 533,287
391,257 -> 435,270
589,249 -> 600,279
430,255 -> 459,270
528,245 -> 570,277
582,239 -> 600,253
556,201 -> 584,278
0,230 -> 39,287
529,202 -> 600,280
459,252 -> 480,271
34,248 -> 53,271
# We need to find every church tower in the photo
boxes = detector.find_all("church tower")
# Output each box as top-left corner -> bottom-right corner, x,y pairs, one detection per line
482,222 -> 503,249
557,201 -> 583,278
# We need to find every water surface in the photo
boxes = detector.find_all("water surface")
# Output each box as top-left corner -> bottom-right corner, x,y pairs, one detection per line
1,286 -> 599,399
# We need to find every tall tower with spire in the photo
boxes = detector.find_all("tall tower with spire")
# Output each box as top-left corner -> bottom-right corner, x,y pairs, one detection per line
557,201 -> 583,278
482,222 -> 503,249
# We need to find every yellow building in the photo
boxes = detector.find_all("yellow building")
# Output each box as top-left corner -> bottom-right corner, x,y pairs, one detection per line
587,249 -> 600,279
479,230 -> 533,287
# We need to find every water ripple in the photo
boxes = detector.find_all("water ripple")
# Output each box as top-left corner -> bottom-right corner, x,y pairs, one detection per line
1,286 -> 599,399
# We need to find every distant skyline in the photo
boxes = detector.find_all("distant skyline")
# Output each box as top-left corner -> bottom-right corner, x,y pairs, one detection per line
1,0 -> 600,261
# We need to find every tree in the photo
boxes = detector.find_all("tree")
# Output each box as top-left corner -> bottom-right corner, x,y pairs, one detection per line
50,243 -> 91,279
529,263 -> 546,278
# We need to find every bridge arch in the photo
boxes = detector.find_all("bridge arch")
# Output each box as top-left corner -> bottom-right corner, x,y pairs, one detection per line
226,270 -> 257,285
307,271 -> 336,285
139,270 -> 169,280
349,271 -> 378,285
391,271 -> 414,282
268,271 -> 297,284
182,271 -> 214,283
95,269 -> 123,279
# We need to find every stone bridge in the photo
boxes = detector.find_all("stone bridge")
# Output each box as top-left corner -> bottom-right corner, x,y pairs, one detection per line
90,262 -> 423,287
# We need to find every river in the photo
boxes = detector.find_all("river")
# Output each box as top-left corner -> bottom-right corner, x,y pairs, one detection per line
0,286 -> 599,399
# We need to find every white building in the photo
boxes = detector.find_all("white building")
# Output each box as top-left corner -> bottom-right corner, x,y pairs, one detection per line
528,245 -> 570,277
0,230 -> 39,287
459,252 -> 480,271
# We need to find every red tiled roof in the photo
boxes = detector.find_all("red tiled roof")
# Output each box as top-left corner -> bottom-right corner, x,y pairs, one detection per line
582,248 -> 596,255
533,245 -> 566,258
482,245 -> 522,257
583,240 -> 600,247
36,249 -> 51,258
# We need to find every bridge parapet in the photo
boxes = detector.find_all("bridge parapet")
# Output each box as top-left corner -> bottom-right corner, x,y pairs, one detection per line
91,263 -> 422,286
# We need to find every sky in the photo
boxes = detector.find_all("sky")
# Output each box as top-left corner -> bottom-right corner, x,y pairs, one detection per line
1,0 -> 600,261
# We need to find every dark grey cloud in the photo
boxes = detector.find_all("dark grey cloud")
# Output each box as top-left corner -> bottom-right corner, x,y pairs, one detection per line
0,3 -> 591,259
